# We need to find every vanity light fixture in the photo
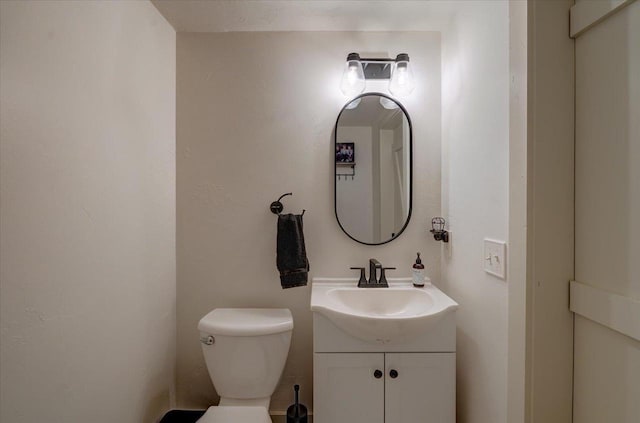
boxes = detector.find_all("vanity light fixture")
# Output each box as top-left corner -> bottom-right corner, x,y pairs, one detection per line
339,52 -> 415,97
340,53 -> 366,96
389,53 -> 415,96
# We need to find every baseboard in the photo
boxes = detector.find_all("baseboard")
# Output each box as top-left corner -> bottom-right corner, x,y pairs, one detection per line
270,410 -> 313,423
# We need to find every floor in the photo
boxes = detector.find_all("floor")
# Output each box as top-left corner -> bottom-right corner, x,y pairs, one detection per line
159,410 -> 206,423
159,410 -> 311,423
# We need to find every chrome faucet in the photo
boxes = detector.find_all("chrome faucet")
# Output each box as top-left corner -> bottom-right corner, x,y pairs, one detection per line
351,259 -> 395,288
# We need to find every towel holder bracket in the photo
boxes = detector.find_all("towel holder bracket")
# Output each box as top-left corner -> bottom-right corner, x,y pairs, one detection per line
270,192 -> 305,216
270,193 -> 291,214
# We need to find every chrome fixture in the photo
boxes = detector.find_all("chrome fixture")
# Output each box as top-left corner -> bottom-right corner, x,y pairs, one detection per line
200,335 -> 215,345
430,217 -> 449,243
351,259 -> 396,288
340,52 -> 415,97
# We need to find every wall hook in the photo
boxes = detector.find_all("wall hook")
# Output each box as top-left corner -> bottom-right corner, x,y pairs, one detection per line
336,164 -> 356,181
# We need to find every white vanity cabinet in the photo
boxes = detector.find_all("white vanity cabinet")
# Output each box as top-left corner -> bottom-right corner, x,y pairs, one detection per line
313,311 -> 457,423
384,353 -> 455,422
314,352 -> 455,423
313,353 -> 385,423
311,278 -> 458,423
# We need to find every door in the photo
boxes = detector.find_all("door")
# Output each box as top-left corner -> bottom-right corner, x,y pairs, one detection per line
573,1 -> 640,422
385,353 -> 455,423
313,353 -> 385,423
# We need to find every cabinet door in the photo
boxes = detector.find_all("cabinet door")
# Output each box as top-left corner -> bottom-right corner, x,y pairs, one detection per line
314,353 -> 385,423
385,353 -> 456,423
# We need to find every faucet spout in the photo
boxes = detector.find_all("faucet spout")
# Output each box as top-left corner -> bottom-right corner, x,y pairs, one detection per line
368,259 -> 382,284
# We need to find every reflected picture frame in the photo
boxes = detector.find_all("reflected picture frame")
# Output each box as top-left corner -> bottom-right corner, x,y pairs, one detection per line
336,142 -> 355,164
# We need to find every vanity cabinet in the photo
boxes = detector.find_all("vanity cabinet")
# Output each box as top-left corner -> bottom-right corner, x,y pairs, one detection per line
311,278 -> 458,423
384,353 -> 455,422
314,353 -> 385,423
314,352 -> 455,423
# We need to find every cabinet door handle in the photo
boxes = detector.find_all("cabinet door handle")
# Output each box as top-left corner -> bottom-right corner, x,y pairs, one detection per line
374,369 -> 383,379
389,369 -> 398,379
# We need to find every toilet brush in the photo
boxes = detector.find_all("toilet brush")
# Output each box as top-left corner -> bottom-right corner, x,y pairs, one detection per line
286,384 -> 308,423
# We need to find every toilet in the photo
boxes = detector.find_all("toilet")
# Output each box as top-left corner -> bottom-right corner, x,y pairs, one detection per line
197,308 -> 294,423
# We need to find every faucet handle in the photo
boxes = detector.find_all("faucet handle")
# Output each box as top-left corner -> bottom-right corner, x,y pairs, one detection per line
379,267 -> 396,287
350,267 -> 367,287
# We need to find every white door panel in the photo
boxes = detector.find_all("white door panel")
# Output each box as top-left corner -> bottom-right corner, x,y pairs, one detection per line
573,2 -> 640,422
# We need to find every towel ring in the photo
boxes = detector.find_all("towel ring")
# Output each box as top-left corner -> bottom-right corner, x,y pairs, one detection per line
270,193 -> 305,215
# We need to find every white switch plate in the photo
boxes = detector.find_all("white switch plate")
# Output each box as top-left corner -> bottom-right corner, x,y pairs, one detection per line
484,239 -> 506,279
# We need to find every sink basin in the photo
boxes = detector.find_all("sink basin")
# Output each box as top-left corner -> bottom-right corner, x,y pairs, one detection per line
327,288 -> 435,316
311,278 -> 458,344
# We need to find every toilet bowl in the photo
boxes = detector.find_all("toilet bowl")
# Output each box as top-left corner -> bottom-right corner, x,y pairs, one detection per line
196,308 -> 294,423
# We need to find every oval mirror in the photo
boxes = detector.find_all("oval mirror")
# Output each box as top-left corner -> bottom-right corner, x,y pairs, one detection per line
334,93 -> 412,245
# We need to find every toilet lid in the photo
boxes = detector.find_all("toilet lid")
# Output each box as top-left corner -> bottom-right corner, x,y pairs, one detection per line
198,308 -> 293,336
196,406 -> 271,423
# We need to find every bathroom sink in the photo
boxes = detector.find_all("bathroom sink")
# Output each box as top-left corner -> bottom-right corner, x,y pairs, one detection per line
311,278 -> 458,344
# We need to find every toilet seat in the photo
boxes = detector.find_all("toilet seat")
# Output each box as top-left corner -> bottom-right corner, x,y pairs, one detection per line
196,406 -> 272,423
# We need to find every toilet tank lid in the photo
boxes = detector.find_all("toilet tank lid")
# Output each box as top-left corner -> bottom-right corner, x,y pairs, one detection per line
198,308 -> 293,336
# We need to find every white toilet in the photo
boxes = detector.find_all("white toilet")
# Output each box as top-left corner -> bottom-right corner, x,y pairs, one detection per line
197,308 -> 294,423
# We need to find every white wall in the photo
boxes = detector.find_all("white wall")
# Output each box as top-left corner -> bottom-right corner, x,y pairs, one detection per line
336,126 -> 374,243
176,31 -> 441,412
0,2 -> 176,422
440,3 -> 510,422
379,128 -> 395,238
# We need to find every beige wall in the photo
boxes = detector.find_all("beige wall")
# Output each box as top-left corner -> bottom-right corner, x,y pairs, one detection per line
0,2 -> 176,422
574,2 -> 640,422
335,126 -> 374,242
176,31 -> 441,412
440,2 -> 511,422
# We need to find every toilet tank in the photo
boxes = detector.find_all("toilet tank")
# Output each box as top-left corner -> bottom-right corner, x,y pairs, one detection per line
198,309 -> 293,400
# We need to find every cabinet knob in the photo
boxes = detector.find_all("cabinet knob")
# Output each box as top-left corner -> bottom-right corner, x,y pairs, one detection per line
374,369 -> 383,379
389,369 -> 398,379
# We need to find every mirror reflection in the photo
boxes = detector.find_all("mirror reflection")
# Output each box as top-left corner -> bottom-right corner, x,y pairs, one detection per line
335,94 -> 412,245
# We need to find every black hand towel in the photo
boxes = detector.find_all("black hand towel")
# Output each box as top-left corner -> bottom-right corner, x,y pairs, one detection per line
277,213 -> 309,289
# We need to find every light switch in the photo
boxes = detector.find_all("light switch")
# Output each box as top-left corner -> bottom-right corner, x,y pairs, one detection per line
484,239 -> 506,279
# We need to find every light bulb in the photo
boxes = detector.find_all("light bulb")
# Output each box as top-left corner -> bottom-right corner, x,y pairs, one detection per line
389,53 -> 414,97
340,53 -> 365,96
379,96 -> 399,110
345,98 -> 362,110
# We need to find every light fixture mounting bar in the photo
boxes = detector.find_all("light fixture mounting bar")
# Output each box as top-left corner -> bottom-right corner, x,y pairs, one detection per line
360,58 -> 394,80
340,52 -> 413,96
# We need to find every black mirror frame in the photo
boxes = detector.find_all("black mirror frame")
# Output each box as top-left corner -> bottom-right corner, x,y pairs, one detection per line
334,92 -> 413,246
